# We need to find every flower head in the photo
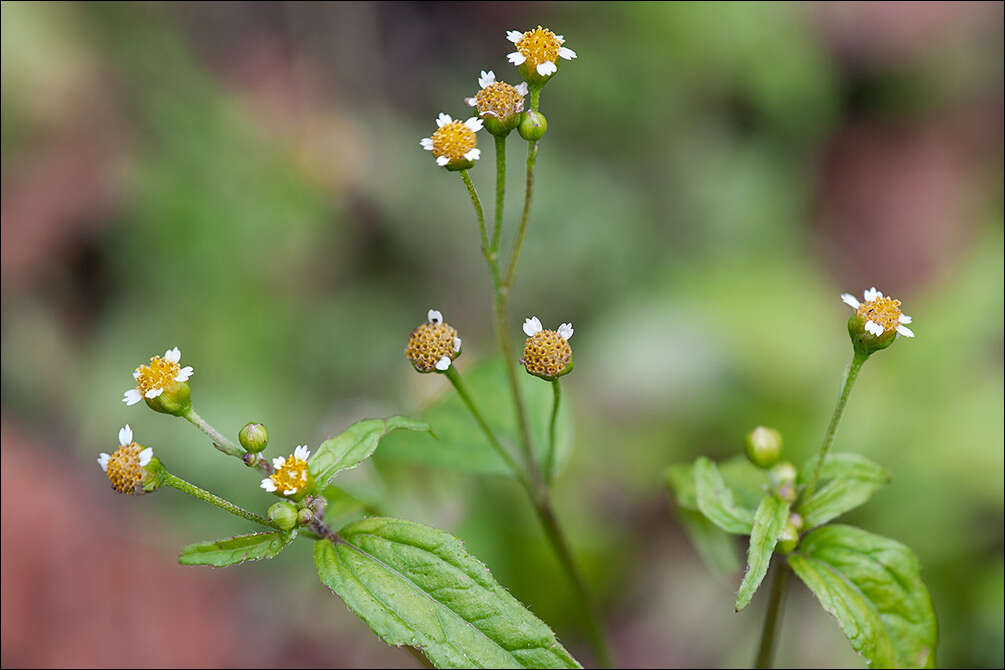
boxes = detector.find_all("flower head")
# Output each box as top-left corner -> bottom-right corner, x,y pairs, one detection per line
841,287 -> 913,355
123,347 -> 193,414
406,309 -> 462,373
507,26 -> 576,81
98,424 -> 156,494
465,70 -> 528,135
521,316 -> 574,380
261,445 -> 312,497
420,114 -> 483,170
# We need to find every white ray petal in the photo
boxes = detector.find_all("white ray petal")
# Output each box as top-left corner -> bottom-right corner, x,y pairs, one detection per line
420,137 -> 434,149
132,369 -> 141,379
119,424 -> 133,446
506,30 -> 523,43
478,70 -> 496,88
841,293 -> 861,309
558,47 -> 577,60
123,389 -> 142,405
145,387 -> 163,399
557,323 -> 574,340
899,314 -> 912,324
464,97 -> 477,107
261,478 -> 277,492
175,366 -> 193,382
523,316 -> 543,337
436,113 -> 452,128
515,82 -> 529,96
464,148 -> 481,161
272,456 -> 286,469
863,287 -> 882,302
165,347 -> 181,363
453,337 -> 462,352
294,445 -> 310,461
138,448 -> 153,467
436,156 -> 449,166
428,309 -> 443,324
864,320 -> 882,336
507,52 -> 526,65
435,356 -> 451,371
98,453 -> 110,472
464,117 -> 483,132
536,61 -> 557,76
896,325 -> 915,338
283,488 -> 297,496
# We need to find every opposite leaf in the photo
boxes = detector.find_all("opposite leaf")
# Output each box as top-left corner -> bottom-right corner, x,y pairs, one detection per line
735,494 -> 790,611
179,530 -> 296,567
788,525 -> 937,669
798,453 -> 890,529
694,457 -> 756,534
314,517 -> 580,669
310,416 -> 430,488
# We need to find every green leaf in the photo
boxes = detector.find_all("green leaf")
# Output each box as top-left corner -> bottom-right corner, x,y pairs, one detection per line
788,525 -> 937,668
798,453 -> 890,529
678,509 -> 742,577
694,457 -> 756,534
735,494 -> 790,611
314,517 -> 580,669
667,456 -> 769,512
178,530 -> 296,567
309,416 -> 430,488
376,358 -> 573,477
321,484 -> 370,528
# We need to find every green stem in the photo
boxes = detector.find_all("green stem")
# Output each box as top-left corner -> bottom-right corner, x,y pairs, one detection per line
460,171 -> 489,258
755,561 -> 789,668
529,86 -> 541,112
535,499 -> 614,669
545,379 -> 561,484
443,366 -> 526,488
492,134 -> 507,253
504,141 -> 539,291
163,472 -> 277,528
804,353 -> 867,498
183,408 -> 243,458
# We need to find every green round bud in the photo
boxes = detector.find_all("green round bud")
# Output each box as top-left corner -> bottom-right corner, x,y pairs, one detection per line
518,110 -> 547,141
144,380 -> 191,416
239,423 -> 269,453
297,508 -> 314,526
745,426 -> 783,469
771,461 -> 797,485
268,501 -> 298,530
776,522 -> 800,554
788,512 -> 804,532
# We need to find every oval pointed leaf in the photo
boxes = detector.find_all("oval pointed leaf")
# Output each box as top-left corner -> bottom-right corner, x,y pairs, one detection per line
787,525 -> 937,668
314,517 -> 580,669
321,484 -> 370,528
309,416 -> 431,488
695,457 -> 756,534
736,494 -> 790,611
798,453 -> 890,528
179,530 -> 296,567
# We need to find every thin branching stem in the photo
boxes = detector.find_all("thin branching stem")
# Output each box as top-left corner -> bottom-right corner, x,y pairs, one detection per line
804,352 -> 867,498
545,379 -> 561,484
163,472 -> 278,528
755,560 -> 790,668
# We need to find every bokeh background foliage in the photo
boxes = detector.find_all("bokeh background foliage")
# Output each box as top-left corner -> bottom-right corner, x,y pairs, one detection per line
2,2 -> 1002,668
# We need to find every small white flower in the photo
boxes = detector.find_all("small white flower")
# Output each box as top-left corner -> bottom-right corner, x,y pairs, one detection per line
507,51 -> 527,66
523,316 -> 543,337
557,323 -> 574,340
293,444 -> 310,461
558,47 -> 577,60
478,70 -> 496,88
435,356 -> 451,371
428,309 -> 443,325
842,287 -> 915,339
453,337 -> 462,352
97,453 -> 110,472
261,478 -> 278,492
125,346 -> 194,406
118,424 -> 133,447
536,61 -> 558,77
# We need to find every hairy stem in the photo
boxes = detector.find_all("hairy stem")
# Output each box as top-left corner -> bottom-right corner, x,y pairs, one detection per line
492,134 -> 507,252
755,561 -> 790,668
504,141 -> 539,291
163,472 -> 277,528
184,408 -> 271,473
460,170 -> 489,259
804,353 -> 867,498
545,379 -> 561,484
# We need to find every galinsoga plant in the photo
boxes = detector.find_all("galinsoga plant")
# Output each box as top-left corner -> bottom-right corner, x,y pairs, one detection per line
667,287 -> 938,668
99,25 -> 602,670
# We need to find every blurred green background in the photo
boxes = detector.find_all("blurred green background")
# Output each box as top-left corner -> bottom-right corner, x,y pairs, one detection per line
2,2 -> 1002,668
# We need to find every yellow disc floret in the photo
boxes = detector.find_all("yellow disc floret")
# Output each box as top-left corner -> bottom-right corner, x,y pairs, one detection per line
516,26 -> 563,68
134,355 -> 181,396
522,330 -> 572,380
857,296 -> 903,333
432,121 -> 477,165
106,443 -> 148,494
474,82 -> 525,121
264,446 -> 311,497
406,319 -> 460,373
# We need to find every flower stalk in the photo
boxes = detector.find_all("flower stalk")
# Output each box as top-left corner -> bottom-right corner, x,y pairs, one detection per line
163,471 -> 278,528
804,352 -> 867,499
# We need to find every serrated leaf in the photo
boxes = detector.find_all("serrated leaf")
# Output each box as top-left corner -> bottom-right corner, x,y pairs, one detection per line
321,484 -> 370,528
798,453 -> 890,529
694,457 -> 756,534
376,358 -> 573,477
788,525 -> 937,668
667,456 -> 769,513
309,416 -> 430,488
735,494 -> 790,610
178,530 -> 296,567
314,517 -> 581,669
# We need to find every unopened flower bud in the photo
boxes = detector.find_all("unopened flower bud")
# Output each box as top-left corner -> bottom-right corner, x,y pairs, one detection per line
97,425 -> 164,495
788,512 -> 804,531
771,461 -> 798,502
297,508 -> 314,526
745,426 -> 783,469
518,110 -> 548,141
406,309 -> 462,373
268,501 -> 298,530
239,423 -> 269,453
122,347 -> 194,416
776,521 -> 800,554
841,287 -> 914,357
520,316 -> 573,381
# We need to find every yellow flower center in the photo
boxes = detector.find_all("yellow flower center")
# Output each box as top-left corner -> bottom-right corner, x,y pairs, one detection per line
269,456 -> 309,495
521,330 -> 572,379
516,26 -> 562,67
106,443 -> 146,494
432,122 -> 477,163
406,321 -> 459,373
857,296 -> 903,332
474,82 -> 524,120
134,355 -> 181,395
